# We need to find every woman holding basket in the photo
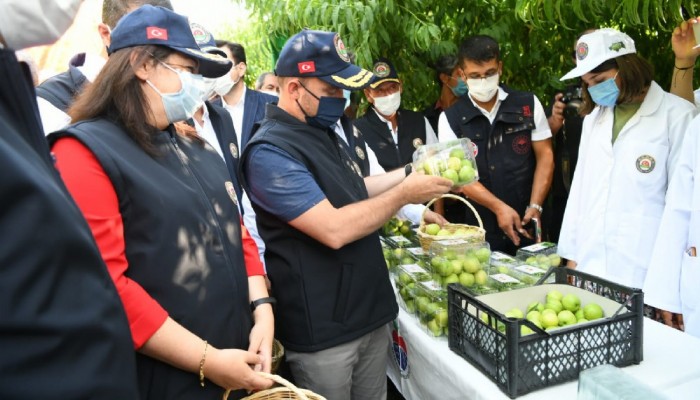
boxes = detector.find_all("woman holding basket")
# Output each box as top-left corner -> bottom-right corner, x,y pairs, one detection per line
49,6 -> 274,399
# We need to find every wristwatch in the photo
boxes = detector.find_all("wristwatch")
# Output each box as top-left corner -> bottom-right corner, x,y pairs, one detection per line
526,203 -> 543,213
404,163 -> 413,177
250,296 -> 276,312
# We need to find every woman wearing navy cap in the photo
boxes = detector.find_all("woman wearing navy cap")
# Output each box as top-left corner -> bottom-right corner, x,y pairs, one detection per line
48,6 -> 273,399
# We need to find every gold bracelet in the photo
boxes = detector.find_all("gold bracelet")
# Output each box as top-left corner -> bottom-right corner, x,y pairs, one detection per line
199,340 -> 209,387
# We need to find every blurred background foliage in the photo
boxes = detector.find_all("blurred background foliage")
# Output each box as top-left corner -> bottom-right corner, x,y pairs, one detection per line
218,0 -> 697,112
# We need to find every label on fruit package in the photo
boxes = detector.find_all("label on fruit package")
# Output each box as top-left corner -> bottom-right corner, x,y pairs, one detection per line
407,247 -> 425,256
389,235 -> 411,244
421,280 -> 443,292
520,242 -> 556,252
490,273 -> 521,284
515,265 -> 545,275
437,239 -> 469,246
491,251 -> 516,261
401,264 -> 426,275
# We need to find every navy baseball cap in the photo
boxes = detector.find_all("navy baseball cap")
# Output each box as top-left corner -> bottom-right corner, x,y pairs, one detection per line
108,5 -> 232,78
275,29 -> 374,90
189,21 -> 227,58
369,57 -> 401,89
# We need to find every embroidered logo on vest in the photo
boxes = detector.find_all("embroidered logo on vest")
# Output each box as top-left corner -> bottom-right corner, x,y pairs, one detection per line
355,146 -> 365,160
511,134 -> 531,155
229,143 -> 239,159
224,181 -> 238,205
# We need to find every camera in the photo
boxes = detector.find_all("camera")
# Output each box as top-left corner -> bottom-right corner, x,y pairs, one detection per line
560,87 -> 583,119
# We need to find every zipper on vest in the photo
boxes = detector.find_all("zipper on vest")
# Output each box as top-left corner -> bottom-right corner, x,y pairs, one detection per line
167,133 -> 242,292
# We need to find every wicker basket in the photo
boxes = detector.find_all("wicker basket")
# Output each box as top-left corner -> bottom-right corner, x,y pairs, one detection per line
270,339 -> 284,374
417,193 -> 485,251
223,372 -> 327,400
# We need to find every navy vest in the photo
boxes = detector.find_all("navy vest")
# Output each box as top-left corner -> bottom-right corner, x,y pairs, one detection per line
36,63 -> 87,113
340,115 -> 370,176
353,108 -> 427,171
241,105 -> 397,352
50,119 -> 252,399
206,101 -> 245,207
445,88 -> 536,252
1,46 -> 138,400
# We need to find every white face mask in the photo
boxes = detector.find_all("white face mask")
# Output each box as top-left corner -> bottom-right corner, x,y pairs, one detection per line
373,91 -> 401,116
467,73 -> 500,102
202,73 -> 235,100
0,0 -> 81,50
259,90 -> 279,97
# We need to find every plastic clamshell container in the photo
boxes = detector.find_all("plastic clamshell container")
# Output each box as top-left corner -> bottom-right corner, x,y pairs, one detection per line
412,138 -> 479,188
578,364 -> 666,400
396,264 -> 432,315
516,242 -> 562,268
415,280 -> 449,338
428,240 -> 491,290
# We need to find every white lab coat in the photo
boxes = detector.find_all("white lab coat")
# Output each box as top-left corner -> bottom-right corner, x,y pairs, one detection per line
644,115 -> 700,338
558,81 -> 695,289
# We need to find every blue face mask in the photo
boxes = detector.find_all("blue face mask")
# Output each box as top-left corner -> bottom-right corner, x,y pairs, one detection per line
587,73 -> 619,107
298,81 -> 346,130
147,61 -> 205,123
450,77 -> 468,97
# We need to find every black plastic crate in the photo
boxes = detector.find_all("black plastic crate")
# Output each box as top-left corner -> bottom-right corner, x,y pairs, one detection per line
447,267 -> 644,398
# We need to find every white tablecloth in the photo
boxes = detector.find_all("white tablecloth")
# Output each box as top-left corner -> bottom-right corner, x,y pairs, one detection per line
387,307 -> 700,399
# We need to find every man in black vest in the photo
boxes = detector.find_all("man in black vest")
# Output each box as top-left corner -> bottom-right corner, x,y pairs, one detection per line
354,58 -> 438,172
438,35 -> 554,254
0,1 -> 138,397
36,0 -> 173,135
240,29 -> 451,399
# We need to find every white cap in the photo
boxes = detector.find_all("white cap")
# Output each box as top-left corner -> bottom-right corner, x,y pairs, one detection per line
560,28 -> 636,81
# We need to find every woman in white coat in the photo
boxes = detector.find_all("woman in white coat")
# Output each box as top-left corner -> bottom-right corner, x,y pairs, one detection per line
558,29 -> 695,290
645,115 -> 700,338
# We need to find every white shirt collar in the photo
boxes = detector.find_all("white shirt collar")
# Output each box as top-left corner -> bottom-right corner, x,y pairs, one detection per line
221,85 -> 247,109
77,53 -> 107,83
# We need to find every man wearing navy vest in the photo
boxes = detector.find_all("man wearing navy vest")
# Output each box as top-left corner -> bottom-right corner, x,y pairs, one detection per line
438,35 -> 554,254
241,29 -> 451,399
35,0 -> 173,135
354,58 -> 438,172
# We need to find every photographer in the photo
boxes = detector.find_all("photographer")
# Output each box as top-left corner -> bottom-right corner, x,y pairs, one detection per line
543,84 -> 584,242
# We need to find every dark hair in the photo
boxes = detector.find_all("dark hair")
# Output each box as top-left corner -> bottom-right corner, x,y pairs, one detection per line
215,40 -> 246,64
458,35 -> 500,64
579,53 -> 654,115
433,54 -> 458,85
69,45 -> 172,155
255,72 -> 273,90
102,0 -> 173,29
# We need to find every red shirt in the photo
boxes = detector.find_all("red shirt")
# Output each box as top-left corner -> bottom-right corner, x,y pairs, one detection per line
53,137 -> 264,348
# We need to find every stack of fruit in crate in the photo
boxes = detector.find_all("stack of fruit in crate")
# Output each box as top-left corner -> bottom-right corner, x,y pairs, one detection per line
480,289 -> 606,335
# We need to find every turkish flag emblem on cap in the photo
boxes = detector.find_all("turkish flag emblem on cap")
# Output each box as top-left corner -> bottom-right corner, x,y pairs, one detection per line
147,26 -> 168,40
298,61 -> 316,74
